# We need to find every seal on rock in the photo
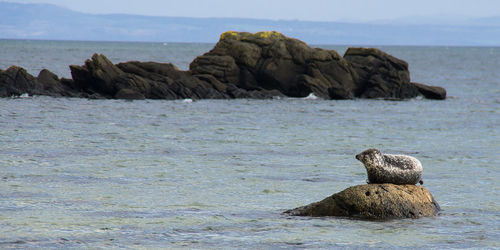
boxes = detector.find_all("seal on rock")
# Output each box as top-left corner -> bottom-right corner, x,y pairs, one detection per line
356,148 -> 423,185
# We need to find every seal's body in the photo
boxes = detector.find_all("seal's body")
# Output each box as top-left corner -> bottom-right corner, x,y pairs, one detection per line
356,148 -> 423,185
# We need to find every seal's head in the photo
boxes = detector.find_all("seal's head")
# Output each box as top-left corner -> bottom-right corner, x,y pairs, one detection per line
355,148 -> 384,169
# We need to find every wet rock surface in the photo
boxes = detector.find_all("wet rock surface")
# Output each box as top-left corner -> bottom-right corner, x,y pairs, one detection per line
190,31 -> 358,99
1,31 -> 446,100
411,82 -> 447,100
0,66 -> 45,97
285,184 -> 440,220
344,47 -> 419,99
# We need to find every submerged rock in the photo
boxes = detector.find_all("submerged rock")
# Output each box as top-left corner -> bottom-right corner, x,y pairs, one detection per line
285,184 -> 440,220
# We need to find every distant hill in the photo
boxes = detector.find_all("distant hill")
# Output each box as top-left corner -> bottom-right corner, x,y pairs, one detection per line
1,2 -> 499,46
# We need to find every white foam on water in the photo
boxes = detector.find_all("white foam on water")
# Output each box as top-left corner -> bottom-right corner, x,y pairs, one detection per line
13,93 -> 30,98
303,93 -> 318,100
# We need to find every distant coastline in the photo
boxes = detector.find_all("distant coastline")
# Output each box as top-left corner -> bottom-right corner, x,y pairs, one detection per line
1,2 -> 500,46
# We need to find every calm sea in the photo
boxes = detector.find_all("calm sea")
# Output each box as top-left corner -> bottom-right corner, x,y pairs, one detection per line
0,40 -> 499,248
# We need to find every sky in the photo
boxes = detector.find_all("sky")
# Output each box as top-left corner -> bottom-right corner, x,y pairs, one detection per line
6,0 -> 500,22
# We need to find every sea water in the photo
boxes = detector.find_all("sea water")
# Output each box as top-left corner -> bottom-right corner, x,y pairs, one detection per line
0,40 -> 499,248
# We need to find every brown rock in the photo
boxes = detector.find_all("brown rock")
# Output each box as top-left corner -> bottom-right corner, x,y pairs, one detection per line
285,184 -> 440,220
2,32 -> 447,101
411,82 -> 447,100
190,55 -> 240,85
37,69 -> 80,97
114,88 -> 145,100
117,61 -> 229,99
190,31 -> 358,99
344,47 -> 419,99
0,66 -> 43,97
69,54 -> 225,99
37,69 -> 60,87
70,53 -> 127,96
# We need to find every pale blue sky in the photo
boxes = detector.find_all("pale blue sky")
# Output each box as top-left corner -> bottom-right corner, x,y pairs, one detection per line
7,0 -> 500,22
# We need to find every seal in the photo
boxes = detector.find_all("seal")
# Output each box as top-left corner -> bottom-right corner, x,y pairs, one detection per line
355,148 -> 423,185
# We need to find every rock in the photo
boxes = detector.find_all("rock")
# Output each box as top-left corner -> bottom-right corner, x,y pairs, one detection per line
0,66 -> 83,98
190,31 -> 358,99
69,54 -> 225,100
344,47 -> 419,99
285,184 -> 440,220
37,69 -> 79,97
37,69 -> 60,87
190,55 -> 240,85
193,74 -> 228,93
411,82 -> 447,100
70,53 -> 130,97
114,61 -> 184,99
114,88 -> 146,100
1,32 -> 447,101
116,60 -> 229,99
0,66 -> 44,97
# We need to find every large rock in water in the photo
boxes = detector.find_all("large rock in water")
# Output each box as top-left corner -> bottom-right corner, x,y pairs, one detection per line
69,53 -> 229,99
1,31 -> 447,100
0,66 -> 76,97
285,184 -> 440,219
344,48 -> 420,99
190,31 -> 358,99
411,82 -> 447,100
36,69 -> 79,97
0,66 -> 45,97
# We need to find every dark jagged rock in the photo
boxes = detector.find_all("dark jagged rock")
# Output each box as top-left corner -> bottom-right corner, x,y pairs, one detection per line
114,88 -> 146,100
36,69 -> 80,97
70,53 -> 135,97
224,83 -> 284,99
411,82 -> 447,100
69,53 -> 284,100
2,31 -> 447,100
285,184 -> 440,220
344,47 -> 419,99
190,31 -> 358,99
115,60 -> 192,99
0,66 -> 82,98
70,54 -> 230,100
36,69 -> 60,88
0,66 -> 44,97
116,60 -> 229,99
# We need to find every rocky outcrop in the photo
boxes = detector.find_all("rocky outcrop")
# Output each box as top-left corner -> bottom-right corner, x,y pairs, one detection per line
36,69 -> 79,97
0,66 -> 45,97
1,31 -> 447,100
344,47 -> 419,99
0,66 -> 73,97
67,54 -> 284,100
69,54 -> 227,100
116,60 -> 229,99
190,31 -> 358,99
285,184 -> 440,220
411,82 -> 447,100
0,66 -> 78,98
